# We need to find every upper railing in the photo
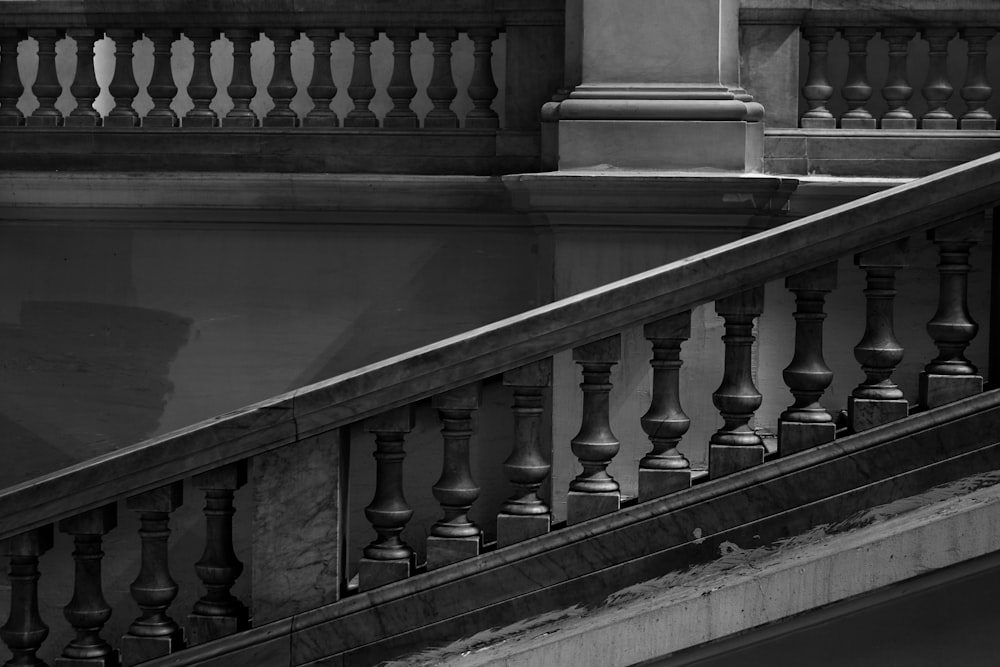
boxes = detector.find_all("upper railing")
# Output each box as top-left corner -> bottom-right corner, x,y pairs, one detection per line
0,0 -> 563,173
1,149 -> 997,664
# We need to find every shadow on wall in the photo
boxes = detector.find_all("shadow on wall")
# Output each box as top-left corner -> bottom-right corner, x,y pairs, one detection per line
0,300 -> 192,488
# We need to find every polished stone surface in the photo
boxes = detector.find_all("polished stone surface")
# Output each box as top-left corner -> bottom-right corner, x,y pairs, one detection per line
920,374 -> 984,409
849,397 -> 908,432
778,421 -> 836,456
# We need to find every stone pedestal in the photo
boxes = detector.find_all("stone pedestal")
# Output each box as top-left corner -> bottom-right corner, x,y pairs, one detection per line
497,514 -> 551,548
638,469 -> 692,502
920,374 -> 984,409
359,557 -> 412,591
567,490 -> 620,525
551,0 -> 763,171
849,397 -> 909,432
778,421 -> 837,457
709,444 -> 766,478
120,634 -> 182,666
426,535 -> 481,570
186,614 -> 246,647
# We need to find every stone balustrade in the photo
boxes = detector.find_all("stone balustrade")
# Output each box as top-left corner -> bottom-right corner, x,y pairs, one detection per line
1,147 -> 997,666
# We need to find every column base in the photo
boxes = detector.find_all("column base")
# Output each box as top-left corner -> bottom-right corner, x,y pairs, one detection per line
558,120 -> 762,171
840,118 -> 876,130
262,115 -> 300,128
426,534 -> 481,570
921,119 -> 958,130
961,118 -> 997,130
359,556 -> 412,591
65,115 -> 102,127
638,468 -> 692,502
709,444 -> 765,478
25,115 -> 62,127
778,421 -> 836,456
143,115 -> 179,128
183,116 -> 220,128
497,513 -> 551,548
920,373 -> 983,409
120,632 -> 184,667
881,118 -> 917,130
567,490 -> 620,525
186,611 -> 248,646
55,653 -> 119,667
849,397 -> 909,432
104,115 -> 140,128
222,116 -> 257,128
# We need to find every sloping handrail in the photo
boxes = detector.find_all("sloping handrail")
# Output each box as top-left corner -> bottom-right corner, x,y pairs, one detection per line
2,151 -> 1000,541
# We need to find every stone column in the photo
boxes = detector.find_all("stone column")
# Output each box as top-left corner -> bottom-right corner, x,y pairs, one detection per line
550,0 -> 763,171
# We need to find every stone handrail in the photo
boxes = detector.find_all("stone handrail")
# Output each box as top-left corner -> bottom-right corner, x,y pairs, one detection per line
1,150 -> 998,664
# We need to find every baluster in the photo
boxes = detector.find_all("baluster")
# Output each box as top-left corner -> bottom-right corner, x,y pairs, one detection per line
183,28 -> 219,128
497,358 -> 553,548
360,406 -> 415,591
466,28 -> 499,128
850,240 -> 909,431
920,217 -> 986,408
105,29 -> 140,128
0,526 -> 53,667
880,27 -> 916,130
223,29 -> 257,128
120,483 -> 184,666
427,384 -> 482,569
567,335 -> 621,525
425,29 -> 458,128
263,29 -> 299,127
0,29 -> 25,126
709,287 -> 767,478
143,30 -> 179,128
65,29 -> 101,127
840,27 -> 876,129
187,462 -> 248,645
639,313 -> 693,501
779,263 -> 838,455
26,29 -> 64,127
800,26 -> 837,129
960,28 -> 996,130
304,28 -> 338,127
921,28 -> 957,130
56,505 -> 117,667
344,29 -> 377,127
384,29 -> 418,128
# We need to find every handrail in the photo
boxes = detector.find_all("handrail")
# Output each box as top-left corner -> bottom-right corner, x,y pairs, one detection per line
740,0 -> 1000,25
2,150 -> 1000,541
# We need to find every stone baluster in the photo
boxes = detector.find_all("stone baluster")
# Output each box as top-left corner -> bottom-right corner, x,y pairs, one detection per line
105,29 -> 140,128
850,240 -> 909,431
425,29 -> 459,129
183,28 -> 219,128
709,287 -> 767,478
567,335 -> 621,525
187,462 -> 248,645
880,28 -> 916,129
800,26 -> 837,129
779,263 -> 838,455
344,29 -> 377,127
360,406 -> 416,590
920,217 -> 986,408
65,29 -> 101,127
840,27 -> 876,129
497,358 -> 553,548
223,29 -> 257,128
0,30 -> 25,126
56,505 -> 117,667
120,483 -> 184,666
960,28 -> 996,130
263,29 -> 299,127
920,28 -> 957,130
427,383 -> 483,569
384,29 -> 418,128
466,28 -> 499,128
304,29 -> 338,127
26,29 -> 64,126
639,313 -> 693,501
0,526 -> 53,667
143,30 -> 179,128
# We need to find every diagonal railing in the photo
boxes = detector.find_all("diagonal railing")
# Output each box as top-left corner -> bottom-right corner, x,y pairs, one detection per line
1,151 -> 999,665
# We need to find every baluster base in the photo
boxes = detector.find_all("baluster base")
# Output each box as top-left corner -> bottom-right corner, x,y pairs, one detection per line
65,115 -> 102,128
120,632 -> 184,667
496,514 -> 550,548
638,469 -> 691,503
344,113 -> 379,128
567,490 -> 620,526
424,114 -> 459,129
961,118 -> 997,130
919,373 -> 983,409
709,444 -> 766,478
840,118 -> 876,130
778,421 -> 836,456
800,117 -> 836,129
186,610 -> 248,646
261,115 -> 300,128
302,114 -> 338,128
25,115 -> 63,127
55,653 -> 120,667
104,114 -> 140,128
920,118 -> 958,130
142,116 -> 179,128
848,397 -> 908,432
426,535 -> 481,570
0,115 -> 25,127
358,556 -> 412,591
383,114 -> 419,129
182,116 -> 219,128
881,118 -> 917,130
